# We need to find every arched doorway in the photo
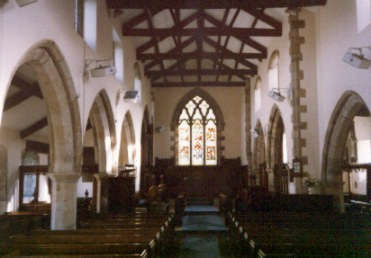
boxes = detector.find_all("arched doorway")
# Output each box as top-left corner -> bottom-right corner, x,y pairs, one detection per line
267,105 -> 288,193
254,121 -> 267,189
322,91 -> 370,211
0,42 -> 81,229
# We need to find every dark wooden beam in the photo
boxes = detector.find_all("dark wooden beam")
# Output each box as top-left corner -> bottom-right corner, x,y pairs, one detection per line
4,90 -> 34,111
148,69 -> 255,77
11,76 -> 43,99
144,36 -> 196,71
123,27 -> 282,37
135,10 -> 200,54
20,117 -> 48,139
107,0 -> 327,9
25,140 -> 49,154
152,81 -> 246,87
122,8 -> 164,31
204,37 -> 257,70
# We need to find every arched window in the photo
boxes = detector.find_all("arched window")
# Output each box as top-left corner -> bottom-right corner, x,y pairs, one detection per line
254,77 -> 262,112
178,96 -> 217,166
268,51 -> 279,90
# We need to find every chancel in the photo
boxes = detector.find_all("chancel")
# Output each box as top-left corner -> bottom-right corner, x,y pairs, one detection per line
0,0 -> 370,257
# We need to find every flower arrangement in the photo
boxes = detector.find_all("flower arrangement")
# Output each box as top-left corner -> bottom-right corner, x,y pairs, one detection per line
304,177 -> 319,188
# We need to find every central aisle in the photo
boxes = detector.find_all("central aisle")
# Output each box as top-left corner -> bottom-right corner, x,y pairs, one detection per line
175,204 -> 233,258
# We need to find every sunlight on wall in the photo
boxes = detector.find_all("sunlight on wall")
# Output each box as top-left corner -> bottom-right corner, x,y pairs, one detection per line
38,175 -> 50,203
356,0 -> 371,32
77,177 -> 93,198
282,133 -> 288,164
83,0 -> 97,50
357,139 -> 371,163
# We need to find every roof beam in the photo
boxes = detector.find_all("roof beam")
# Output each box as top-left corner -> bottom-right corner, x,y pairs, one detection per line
204,37 -> 257,70
12,76 -> 43,99
138,51 -> 265,61
148,69 -> 255,78
144,36 -> 196,71
123,27 -> 281,37
20,117 -> 48,139
152,81 -> 246,88
135,10 -> 200,54
4,90 -> 35,111
107,0 -> 327,9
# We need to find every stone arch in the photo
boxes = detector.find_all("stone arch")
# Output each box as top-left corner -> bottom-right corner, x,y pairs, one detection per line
119,111 -> 136,167
140,106 -> 152,192
267,105 -> 286,192
253,120 -> 265,169
267,105 -> 285,168
0,145 -> 7,213
171,88 -> 225,131
86,90 -> 117,174
321,91 -> 370,211
170,87 -> 225,164
8,41 -> 82,173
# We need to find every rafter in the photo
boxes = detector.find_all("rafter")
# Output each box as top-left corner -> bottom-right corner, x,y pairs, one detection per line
145,8 -> 167,83
123,27 -> 281,37
148,69 -> 255,78
107,0 -> 327,9
136,10 -> 201,54
204,37 -> 257,71
4,90 -> 35,111
138,51 -> 265,61
20,117 -> 48,139
144,36 -> 196,72
12,76 -> 43,99
152,81 -> 246,88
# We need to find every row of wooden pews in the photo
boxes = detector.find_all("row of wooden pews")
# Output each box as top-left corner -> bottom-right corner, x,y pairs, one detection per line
228,210 -> 371,257
5,210 -> 175,257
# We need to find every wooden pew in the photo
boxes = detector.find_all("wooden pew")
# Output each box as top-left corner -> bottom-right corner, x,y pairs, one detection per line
7,213 -> 174,257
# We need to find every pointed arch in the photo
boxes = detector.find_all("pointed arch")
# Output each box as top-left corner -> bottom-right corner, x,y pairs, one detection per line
267,105 -> 285,168
86,90 -> 117,174
140,106 -> 153,192
2,40 -> 82,173
119,111 -> 136,168
253,120 -> 266,169
321,91 -> 370,211
171,88 -> 224,166
171,88 -> 225,130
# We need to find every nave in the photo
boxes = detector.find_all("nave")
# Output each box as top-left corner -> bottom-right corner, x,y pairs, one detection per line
1,188 -> 370,257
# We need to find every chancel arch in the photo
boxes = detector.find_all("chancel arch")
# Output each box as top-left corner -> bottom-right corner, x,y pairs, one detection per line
171,88 -> 225,166
322,91 -> 371,212
267,105 -> 288,193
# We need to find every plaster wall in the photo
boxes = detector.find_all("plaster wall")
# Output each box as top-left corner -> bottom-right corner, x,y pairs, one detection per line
314,0 -> 371,170
0,0 -> 153,212
154,87 -> 244,161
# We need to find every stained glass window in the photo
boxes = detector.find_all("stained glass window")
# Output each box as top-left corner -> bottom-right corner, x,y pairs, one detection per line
178,96 -> 217,166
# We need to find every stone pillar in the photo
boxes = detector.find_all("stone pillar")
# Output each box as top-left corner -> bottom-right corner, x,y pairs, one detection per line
50,174 -> 80,230
93,173 -> 109,214
287,8 -> 307,193
245,79 -> 253,185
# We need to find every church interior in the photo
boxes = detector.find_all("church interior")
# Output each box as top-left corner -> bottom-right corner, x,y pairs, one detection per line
0,0 -> 370,257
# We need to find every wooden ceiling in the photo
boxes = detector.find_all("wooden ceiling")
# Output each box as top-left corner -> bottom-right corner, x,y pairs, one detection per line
107,0 -> 327,87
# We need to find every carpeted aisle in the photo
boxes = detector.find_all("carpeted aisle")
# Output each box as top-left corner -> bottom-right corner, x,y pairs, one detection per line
176,205 -> 235,258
